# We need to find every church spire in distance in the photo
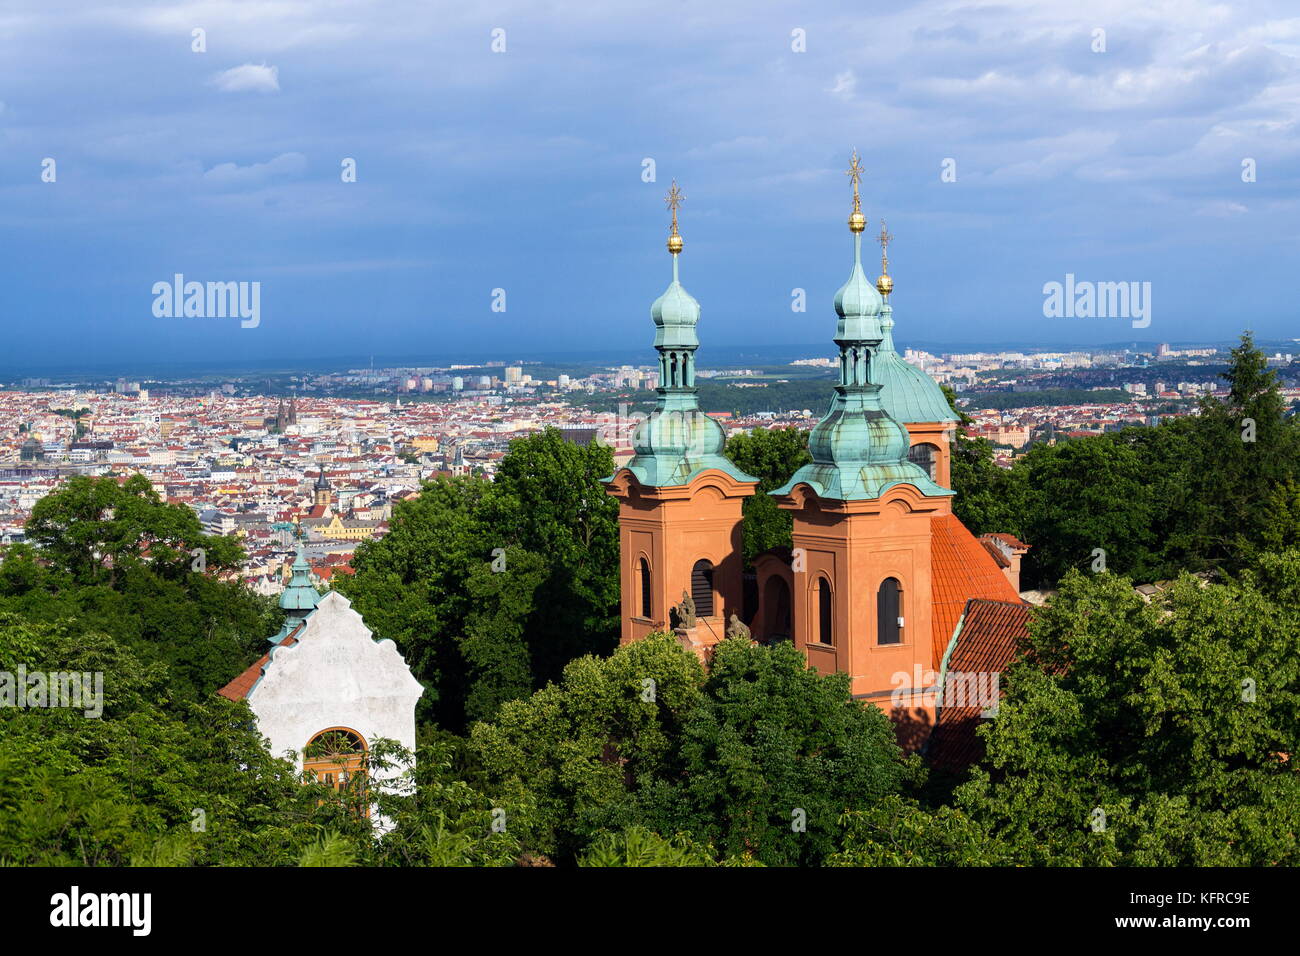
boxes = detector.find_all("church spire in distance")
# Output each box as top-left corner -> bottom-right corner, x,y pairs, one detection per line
876,219 -> 894,298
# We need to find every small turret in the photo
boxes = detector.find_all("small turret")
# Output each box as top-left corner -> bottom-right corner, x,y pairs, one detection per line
274,528 -> 320,642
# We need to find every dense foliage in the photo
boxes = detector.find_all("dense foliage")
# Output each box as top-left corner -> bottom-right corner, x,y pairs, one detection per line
0,474 -> 276,705
334,428 -> 621,730
955,561 -> 1300,865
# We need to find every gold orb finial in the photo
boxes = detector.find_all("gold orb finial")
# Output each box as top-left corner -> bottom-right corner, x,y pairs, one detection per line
665,180 -> 685,254
876,219 -> 894,295
846,149 -> 866,232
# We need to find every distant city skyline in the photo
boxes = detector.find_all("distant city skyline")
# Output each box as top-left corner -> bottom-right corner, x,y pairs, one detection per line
3,336 -> 1295,380
2,1 -> 1298,364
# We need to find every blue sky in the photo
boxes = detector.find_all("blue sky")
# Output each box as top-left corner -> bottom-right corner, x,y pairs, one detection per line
1,0 -> 1298,367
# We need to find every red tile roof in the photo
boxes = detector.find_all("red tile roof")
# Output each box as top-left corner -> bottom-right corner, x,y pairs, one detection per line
929,513 -> 1023,670
927,598 -> 1034,771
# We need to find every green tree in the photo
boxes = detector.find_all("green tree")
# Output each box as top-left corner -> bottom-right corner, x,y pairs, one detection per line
1016,436 -> 1158,587
1185,331 -> 1300,570
338,429 -> 621,732
578,826 -> 719,867
335,474 -> 491,729
724,426 -> 811,564
460,547 -> 548,723
956,563 -> 1300,865
25,473 -> 242,586
827,796 -> 1016,866
0,476 -> 275,704
469,632 -> 705,862
479,429 -> 621,681
634,638 -> 913,866
0,615 -> 328,866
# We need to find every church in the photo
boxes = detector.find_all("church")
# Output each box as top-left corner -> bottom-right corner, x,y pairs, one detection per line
604,157 -> 1032,762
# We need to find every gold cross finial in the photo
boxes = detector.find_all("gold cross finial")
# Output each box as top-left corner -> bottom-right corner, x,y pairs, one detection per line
846,149 -> 865,213
665,180 -> 684,236
877,220 -> 893,272
665,180 -> 685,253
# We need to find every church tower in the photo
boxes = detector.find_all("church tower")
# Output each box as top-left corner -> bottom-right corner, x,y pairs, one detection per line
772,152 -> 954,718
870,222 -> 957,488
313,466 -> 332,511
604,182 -> 758,652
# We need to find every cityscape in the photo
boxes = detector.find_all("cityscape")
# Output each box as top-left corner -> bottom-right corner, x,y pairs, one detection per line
1,0 -> 1296,935
4,341 -> 1297,588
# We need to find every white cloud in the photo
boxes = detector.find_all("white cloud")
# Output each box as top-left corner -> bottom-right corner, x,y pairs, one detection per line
203,152 -> 306,186
1198,200 -> 1249,216
826,70 -> 856,98
210,63 -> 280,93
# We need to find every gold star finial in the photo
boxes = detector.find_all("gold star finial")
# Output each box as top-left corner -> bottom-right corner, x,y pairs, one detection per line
876,219 -> 894,296
845,150 -> 866,232
665,180 -> 685,253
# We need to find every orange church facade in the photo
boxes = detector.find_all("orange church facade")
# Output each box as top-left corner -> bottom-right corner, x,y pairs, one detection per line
605,167 -> 1030,759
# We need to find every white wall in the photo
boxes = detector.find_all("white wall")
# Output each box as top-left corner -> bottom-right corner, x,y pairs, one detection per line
247,591 -> 424,823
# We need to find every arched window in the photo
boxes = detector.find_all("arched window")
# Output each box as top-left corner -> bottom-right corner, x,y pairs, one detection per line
638,557 -> 652,619
817,576 -> 833,645
908,443 -> 939,480
691,559 -> 715,617
877,577 -> 902,645
303,728 -> 369,816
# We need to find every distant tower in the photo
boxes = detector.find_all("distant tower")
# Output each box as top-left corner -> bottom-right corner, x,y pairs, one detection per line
771,151 -> 954,716
275,399 -> 287,432
19,433 -> 43,462
288,396 -> 298,426
604,181 -> 758,652
313,466 -> 332,510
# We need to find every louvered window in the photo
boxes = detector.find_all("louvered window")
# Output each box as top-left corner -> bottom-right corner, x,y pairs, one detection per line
691,560 -> 714,617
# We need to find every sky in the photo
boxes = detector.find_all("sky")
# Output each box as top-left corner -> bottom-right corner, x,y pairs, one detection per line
1,0 -> 1298,369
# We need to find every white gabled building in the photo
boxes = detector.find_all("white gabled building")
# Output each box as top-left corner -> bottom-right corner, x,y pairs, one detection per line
219,542 -> 423,823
